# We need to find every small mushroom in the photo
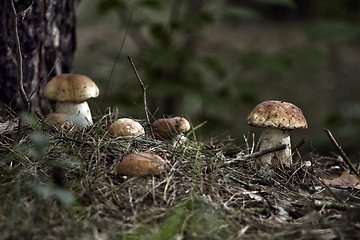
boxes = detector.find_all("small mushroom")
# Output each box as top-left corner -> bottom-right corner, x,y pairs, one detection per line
44,73 -> 99,126
151,117 -> 190,142
115,152 -> 166,176
109,118 -> 145,137
246,100 -> 308,169
43,113 -> 72,128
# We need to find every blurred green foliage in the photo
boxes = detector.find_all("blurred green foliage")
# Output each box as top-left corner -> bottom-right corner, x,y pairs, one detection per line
93,0 -> 283,137
122,196 -> 234,240
1,113 -> 76,206
96,0 -> 230,115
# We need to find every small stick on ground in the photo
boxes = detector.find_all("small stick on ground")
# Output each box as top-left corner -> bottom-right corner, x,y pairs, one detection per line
243,144 -> 286,160
317,176 -> 344,203
324,128 -> 360,177
127,55 -> 155,139
226,144 -> 287,165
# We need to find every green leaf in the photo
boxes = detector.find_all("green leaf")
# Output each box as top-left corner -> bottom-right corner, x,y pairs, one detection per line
122,197 -> 233,239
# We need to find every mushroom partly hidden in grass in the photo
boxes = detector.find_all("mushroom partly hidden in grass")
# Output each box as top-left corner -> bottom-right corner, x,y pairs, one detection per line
109,118 -> 145,137
115,152 -> 166,176
246,100 -> 308,170
44,73 -> 99,127
43,113 -> 72,128
151,116 -> 190,144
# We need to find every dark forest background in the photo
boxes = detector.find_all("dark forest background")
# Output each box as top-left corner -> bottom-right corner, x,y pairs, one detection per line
3,0 -> 360,154
74,0 -> 360,155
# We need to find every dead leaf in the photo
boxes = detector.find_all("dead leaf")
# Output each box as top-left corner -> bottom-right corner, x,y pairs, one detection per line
322,171 -> 360,189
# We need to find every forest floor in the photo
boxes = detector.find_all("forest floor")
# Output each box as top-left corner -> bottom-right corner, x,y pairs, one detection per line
0,110 -> 360,240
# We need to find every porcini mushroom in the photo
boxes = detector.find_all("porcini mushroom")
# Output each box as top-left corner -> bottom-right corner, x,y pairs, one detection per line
44,73 -> 99,126
152,117 -> 190,142
44,113 -> 72,128
246,100 -> 307,169
109,118 -> 145,137
115,152 -> 166,176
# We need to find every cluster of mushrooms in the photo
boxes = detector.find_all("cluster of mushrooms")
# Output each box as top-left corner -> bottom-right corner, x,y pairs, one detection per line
43,73 -> 308,177
43,73 -> 190,177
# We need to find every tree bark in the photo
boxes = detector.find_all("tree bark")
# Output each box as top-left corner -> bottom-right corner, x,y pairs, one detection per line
0,0 -> 79,114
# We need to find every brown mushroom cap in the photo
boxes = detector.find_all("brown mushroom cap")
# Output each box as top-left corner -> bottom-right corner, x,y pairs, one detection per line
44,113 -> 71,128
246,100 -> 308,130
116,152 -> 166,176
152,117 -> 190,140
109,118 -> 145,137
44,73 -> 99,103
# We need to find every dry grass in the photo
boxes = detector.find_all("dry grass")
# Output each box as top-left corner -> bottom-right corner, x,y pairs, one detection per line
0,110 -> 360,240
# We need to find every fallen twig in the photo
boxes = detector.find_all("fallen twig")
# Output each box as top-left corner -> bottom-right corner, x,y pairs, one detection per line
317,177 -> 344,203
225,144 -> 287,165
128,55 -> 155,139
314,199 -> 358,210
324,128 -> 360,178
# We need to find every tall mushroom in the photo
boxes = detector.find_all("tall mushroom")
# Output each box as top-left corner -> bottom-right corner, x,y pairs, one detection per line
246,100 -> 308,169
44,74 -> 99,126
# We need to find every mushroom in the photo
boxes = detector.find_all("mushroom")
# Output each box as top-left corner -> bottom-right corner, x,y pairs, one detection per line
109,118 -> 145,137
43,113 -> 72,128
115,152 -> 166,176
151,117 -> 190,143
44,73 -> 99,126
246,100 -> 308,169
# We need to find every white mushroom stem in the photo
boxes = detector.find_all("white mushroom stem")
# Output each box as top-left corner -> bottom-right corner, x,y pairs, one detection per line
55,101 -> 93,126
258,128 -> 292,167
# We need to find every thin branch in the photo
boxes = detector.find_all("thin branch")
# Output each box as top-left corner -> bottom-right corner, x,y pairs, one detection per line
225,144 -> 287,165
243,144 -> 287,160
10,0 -> 30,112
317,176 -> 344,203
324,128 -> 360,177
29,57 -> 62,100
127,55 -> 155,139
313,200 -> 356,210
10,0 -> 31,144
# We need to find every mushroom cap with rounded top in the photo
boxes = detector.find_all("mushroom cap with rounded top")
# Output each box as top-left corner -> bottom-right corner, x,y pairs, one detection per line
109,118 -> 145,137
246,100 -> 308,130
152,117 -> 190,140
116,152 -> 166,176
44,73 -> 99,103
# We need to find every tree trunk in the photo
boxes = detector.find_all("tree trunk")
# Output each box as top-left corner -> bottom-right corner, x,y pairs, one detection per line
0,0 -> 79,114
